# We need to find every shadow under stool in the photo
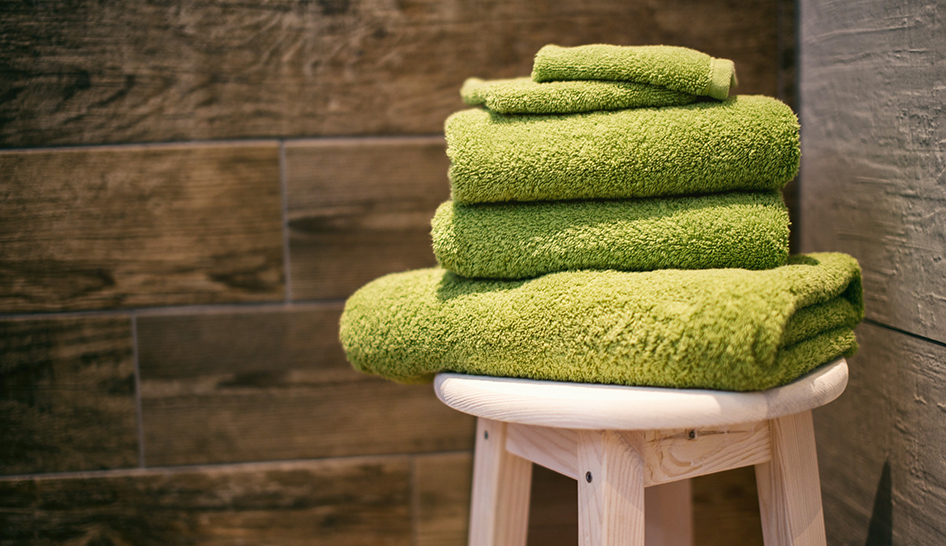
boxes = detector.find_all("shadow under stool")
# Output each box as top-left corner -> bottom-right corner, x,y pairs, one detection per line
434,357 -> 848,546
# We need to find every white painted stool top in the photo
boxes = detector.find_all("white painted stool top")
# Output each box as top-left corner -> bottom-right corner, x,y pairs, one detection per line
434,358 -> 848,430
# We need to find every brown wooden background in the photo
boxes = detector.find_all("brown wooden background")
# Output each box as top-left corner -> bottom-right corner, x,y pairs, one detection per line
1,1 -> 795,544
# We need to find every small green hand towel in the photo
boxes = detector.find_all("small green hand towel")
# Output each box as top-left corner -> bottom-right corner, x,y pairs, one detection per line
460,76 -> 696,114
446,95 -> 799,204
340,253 -> 863,391
532,44 -> 737,100
431,191 -> 789,279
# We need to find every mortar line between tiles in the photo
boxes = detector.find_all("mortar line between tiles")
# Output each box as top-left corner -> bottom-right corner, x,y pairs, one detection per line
131,313 -> 146,468
0,451 -> 474,481
279,140 -> 293,303
863,317 -> 946,348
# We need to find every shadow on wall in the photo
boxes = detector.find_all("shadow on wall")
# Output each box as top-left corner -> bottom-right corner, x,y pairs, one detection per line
865,460 -> 892,546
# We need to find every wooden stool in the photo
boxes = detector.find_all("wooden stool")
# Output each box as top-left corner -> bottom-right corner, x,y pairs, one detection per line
434,358 -> 848,546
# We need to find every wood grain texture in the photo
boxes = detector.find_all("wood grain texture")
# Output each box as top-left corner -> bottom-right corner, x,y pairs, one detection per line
286,138 -> 449,300
798,0 -> 946,342
645,480 -> 693,546
137,305 -> 475,466
1,0 -> 779,147
755,411 -> 826,545
813,322 -> 946,545
414,452 -> 473,546
692,467 -> 765,546
0,316 -> 138,475
577,430 -> 646,546
468,419 -> 532,546
0,457 -> 412,545
0,144 -> 283,312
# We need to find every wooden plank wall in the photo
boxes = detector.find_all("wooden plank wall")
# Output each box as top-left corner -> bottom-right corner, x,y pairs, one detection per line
799,0 -> 946,544
1,1 -> 792,544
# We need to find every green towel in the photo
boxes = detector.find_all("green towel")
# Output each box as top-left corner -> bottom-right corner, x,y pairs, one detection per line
431,191 -> 790,279
446,95 -> 799,204
460,77 -> 696,114
532,44 -> 737,100
340,253 -> 863,391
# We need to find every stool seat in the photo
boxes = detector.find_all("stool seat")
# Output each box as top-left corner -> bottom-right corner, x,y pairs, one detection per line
434,358 -> 848,546
435,358 -> 848,430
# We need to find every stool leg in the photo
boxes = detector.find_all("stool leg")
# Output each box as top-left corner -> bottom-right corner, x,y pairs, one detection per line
645,479 -> 694,546
755,411 -> 827,546
578,430 -> 646,546
469,418 -> 532,546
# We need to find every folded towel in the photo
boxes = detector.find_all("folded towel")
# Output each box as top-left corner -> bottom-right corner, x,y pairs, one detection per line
446,95 -> 799,204
432,191 -> 790,279
340,253 -> 863,391
460,77 -> 696,114
532,44 -> 737,100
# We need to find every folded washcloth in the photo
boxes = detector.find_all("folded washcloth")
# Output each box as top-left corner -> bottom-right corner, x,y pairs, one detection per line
460,77 -> 696,114
532,44 -> 737,100
340,253 -> 863,391
446,95 -> 799,204
431,191 -> 789,279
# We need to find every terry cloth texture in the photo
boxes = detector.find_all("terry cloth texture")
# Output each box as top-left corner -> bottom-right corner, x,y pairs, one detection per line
339,253 -> 863,392
431,191 -> 790,279
446,95 -> 799,204
532,44 -> 737,100
460,76 -> 696,114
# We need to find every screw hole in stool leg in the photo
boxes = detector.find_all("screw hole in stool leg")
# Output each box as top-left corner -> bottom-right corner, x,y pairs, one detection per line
585,471 -> 593,483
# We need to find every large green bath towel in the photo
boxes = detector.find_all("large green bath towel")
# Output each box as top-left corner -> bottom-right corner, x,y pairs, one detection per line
461,77 -> 696,114
446,95 -> 799,204
431,192 -> 790,279
340,253 -> 863,391
532,44 -> 737,100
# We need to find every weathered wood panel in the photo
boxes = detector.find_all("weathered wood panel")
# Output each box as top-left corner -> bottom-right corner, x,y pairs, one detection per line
814,323 -> 946,545
414,452 -> 473,546
0,457 -> 412,545
799,0 -> 946,342
137,305 -> 475,466
0,144 -> 284,312
0,316 -> 138,475
286,138 -> 450,300
1,0 -> 779,147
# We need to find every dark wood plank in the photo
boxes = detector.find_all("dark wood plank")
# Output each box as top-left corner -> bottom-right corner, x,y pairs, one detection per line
1,0 -> 778,147
693,468 -> 764,546
814,323 -> 946,545
137,305 -> 476,466
286,138 -> 450,300
0,316 -> 138,475
0,457 -> 412,545
0,144 -> 284,312
798,0 -> 946,342
527,464 -> 579,546
414,452 -> 473,546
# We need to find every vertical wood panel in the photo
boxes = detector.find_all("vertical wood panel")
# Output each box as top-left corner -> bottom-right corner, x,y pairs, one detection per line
0,457 -> 412,545
137,306 -> 475,466
0,144 -> 284,312
286,138 -> 450,300
814,323 -> 946,544
1,0 -> 779,147
693,468 -> 765,546
0,316 -> 138,475
799,0 -> 946,342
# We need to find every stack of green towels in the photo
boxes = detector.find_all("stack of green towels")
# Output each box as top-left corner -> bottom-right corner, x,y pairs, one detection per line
340,44 -> 863,391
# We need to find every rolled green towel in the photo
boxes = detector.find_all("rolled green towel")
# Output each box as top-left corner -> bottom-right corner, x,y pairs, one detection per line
460,76 -> 696,114
340,253 -> 863,391
532,44 -> 737,100
446,95 -> 799,204
431,191 -> 790,279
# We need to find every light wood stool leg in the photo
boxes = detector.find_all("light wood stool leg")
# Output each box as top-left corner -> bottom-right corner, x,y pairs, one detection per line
755,411 -> 827,546
645,479 -> 694,546
469,418 -> 533,546
578,430 -> 646,546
